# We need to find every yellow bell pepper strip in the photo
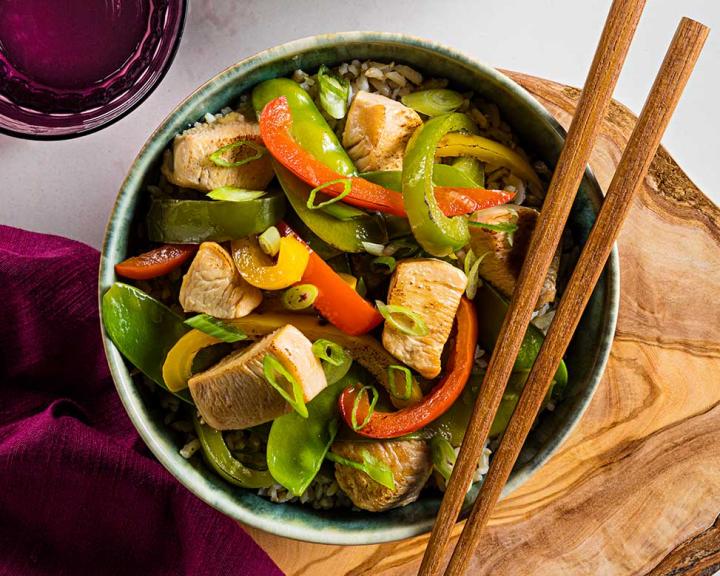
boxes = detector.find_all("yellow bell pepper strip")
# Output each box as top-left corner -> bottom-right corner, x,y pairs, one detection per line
338,297 -> 477,438
223,311 -> 423,409
258,96 -> 517,218
162,329 -> 220,392
231,235 -> 309,290
402,113 -> 478,256
435,132 -> 543,190
193,415 -> 274,489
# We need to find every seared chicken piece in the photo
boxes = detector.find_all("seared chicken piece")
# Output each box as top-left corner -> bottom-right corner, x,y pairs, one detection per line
331,439 -> 433,512
469,206 -> 558,309
382,259 -> 467,379
342,91 -> 422,171
189,325 -> 327,430
179,242 -> 261,319
161,112 -> 274,192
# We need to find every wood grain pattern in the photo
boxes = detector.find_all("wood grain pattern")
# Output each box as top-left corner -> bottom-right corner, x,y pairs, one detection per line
444,18 -> 709,576
422,1 -> 648,572
244,70 -> 720,576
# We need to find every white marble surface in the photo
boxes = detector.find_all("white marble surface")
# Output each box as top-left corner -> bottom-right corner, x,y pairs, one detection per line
2,0 -> 718,249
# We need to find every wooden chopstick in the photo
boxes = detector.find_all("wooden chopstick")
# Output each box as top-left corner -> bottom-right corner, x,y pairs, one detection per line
443,17 -> 710,576
418,1 -> 647,574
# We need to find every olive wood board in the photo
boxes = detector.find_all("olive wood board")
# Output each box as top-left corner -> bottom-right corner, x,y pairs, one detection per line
243,70 -> 720,576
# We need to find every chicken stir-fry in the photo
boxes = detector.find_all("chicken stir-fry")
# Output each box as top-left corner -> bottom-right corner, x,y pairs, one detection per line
104,60 -> 568,513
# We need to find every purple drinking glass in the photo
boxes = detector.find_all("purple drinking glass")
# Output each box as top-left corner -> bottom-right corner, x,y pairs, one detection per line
0,0 -> 186,140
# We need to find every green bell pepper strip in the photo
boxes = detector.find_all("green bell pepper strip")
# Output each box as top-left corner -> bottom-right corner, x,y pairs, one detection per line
101,282 -> 193,404
252,78 -> 357,177
274,161 -> 388,253
266,378 -> 350,496
401,113 -> 478,256
146,191 -> 285,243
193,416 -> 274,489
362,163 -> 478,192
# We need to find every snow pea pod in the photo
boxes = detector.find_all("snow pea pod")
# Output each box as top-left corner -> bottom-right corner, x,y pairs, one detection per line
274,162 -> 387,253
146,191 -> 285,243
252,78 -> 357,177
101,282 -> 193,404
193,416 -> 274,489
266,379 -> 349,496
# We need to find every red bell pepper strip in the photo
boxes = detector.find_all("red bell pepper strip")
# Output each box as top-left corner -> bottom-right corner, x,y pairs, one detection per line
277,222 -> 382,335
115,244 -> 196,280
259,97 -> 514,217
338,297 -> 477,437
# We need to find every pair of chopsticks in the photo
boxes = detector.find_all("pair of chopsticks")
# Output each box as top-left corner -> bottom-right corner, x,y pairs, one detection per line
420,0 -> 709,573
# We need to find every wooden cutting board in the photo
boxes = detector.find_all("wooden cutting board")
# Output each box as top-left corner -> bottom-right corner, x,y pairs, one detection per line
244,71 -> 720,576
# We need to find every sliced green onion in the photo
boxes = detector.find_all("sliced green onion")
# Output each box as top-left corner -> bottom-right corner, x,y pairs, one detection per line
464,250 -> 490,300
307,178 -> 353,210
361,241 -> 386,256
351,385 -> 379,431
320,201 -> 366,221
388,365 -> 412,401
370,256 -> 396,275
430,435 -> 457,482
184,314 -> 247,343
207,187 -> 266,202
326,450 -> 395,490
312,339 -> 352,385
263,353 -> 308,418
208,140 -> 267,167
375,301 -> 429,337
386,237 -> 420,259
258,226 -> 281,257
282,284 -> 318,310
401,89 -> 464,117
317,64 -> 350,120
468,220 -> 519,234
451,156 -> 485,187
356,276 -> 367,297
311,339 -> 346,367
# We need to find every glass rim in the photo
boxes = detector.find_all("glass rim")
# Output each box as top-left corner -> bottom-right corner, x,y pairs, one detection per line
0,0 -> 188,141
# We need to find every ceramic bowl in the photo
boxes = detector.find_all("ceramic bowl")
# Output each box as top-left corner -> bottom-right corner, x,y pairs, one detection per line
99,32 -> 619,545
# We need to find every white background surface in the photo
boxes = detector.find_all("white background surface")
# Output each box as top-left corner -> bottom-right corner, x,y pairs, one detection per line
2,0 -> 718,249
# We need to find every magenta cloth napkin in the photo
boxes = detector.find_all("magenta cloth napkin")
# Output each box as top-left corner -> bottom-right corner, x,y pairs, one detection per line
0,226 -> 283,576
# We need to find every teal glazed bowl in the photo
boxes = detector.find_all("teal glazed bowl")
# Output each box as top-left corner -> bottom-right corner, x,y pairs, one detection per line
99,32 -> 619,545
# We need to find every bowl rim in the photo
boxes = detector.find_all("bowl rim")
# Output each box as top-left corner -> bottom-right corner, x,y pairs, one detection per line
99,31 -> 619,545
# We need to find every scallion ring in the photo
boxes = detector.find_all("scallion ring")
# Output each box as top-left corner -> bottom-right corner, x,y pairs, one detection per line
263,353 -> 308,418
361,241 -> 386,256
388,365 -> 413,401
312,339 -> 352,385
468,220 -> 519,234
317,64 -> 351,120
326,450 -> 395,490
370,256 -> 396,275
401,89 -> 465,117
184,314 -> 247,343
306,178 -> 353,210
208,140 -> 267,168
375,301 -> 429,337
281,284 -> 318,311
465,250 -> 490,300
350,385 -> 379,431
430,435 -> 457,482
206,187 -> 266,202
258,226 -> 281,257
